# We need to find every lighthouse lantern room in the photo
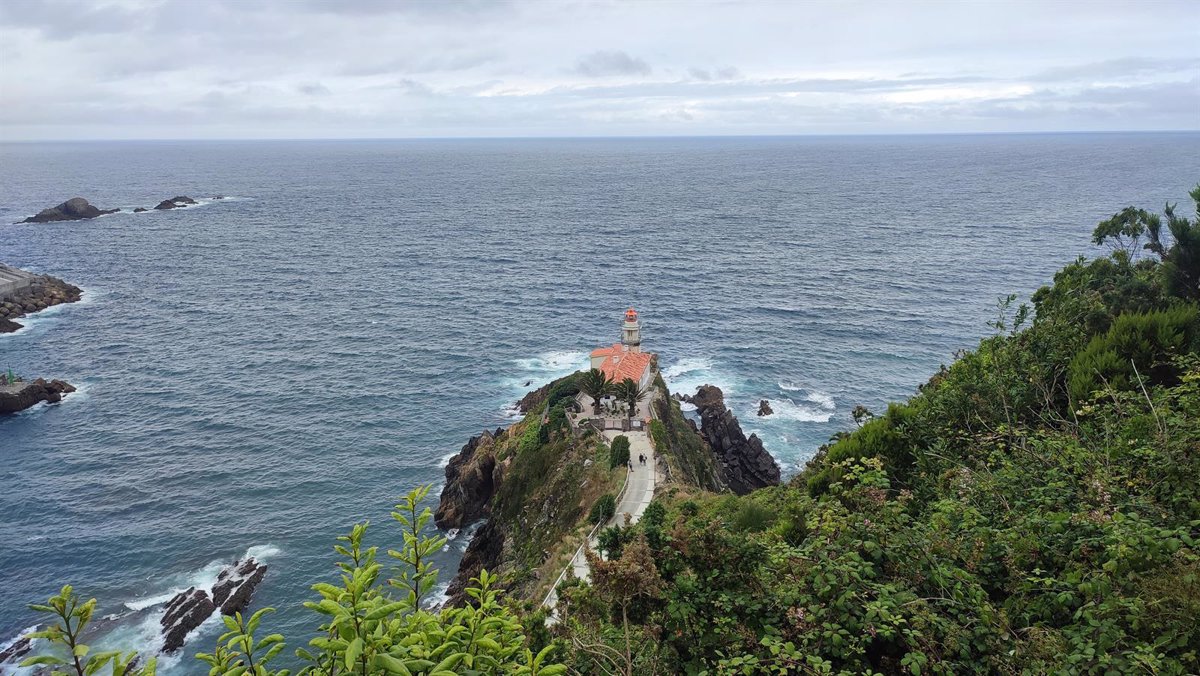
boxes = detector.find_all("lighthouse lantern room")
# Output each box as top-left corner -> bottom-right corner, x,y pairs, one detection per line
621,308 -> 642,353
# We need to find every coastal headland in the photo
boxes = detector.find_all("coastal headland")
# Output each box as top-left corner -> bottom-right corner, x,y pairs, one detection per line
435,309 -> 782,614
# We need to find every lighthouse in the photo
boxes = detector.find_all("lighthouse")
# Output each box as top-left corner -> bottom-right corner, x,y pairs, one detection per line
621,308 -> 642,353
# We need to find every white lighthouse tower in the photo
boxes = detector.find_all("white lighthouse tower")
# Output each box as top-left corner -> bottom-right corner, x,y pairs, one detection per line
621,308 -> 642,353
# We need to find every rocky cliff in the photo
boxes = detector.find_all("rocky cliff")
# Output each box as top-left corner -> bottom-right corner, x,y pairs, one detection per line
691,384 -> 781,494
435,427 -> 507,530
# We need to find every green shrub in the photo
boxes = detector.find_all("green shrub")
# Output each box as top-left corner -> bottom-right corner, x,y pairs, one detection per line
732,501 -> 774,532
590,493 -> 616,525
1068,304 -> 1199,403
609,435 -> 631,469
518,417 -> 542,455
809,402 -> 918,494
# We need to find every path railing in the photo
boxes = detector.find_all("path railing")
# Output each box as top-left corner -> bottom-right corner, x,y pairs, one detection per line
541,462 -> 633,614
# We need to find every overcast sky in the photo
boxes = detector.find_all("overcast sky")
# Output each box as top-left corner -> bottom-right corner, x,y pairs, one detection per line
1,0 -> 1197,140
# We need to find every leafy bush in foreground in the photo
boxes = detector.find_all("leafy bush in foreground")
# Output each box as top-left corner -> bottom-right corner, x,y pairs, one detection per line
23,485 -> 564,676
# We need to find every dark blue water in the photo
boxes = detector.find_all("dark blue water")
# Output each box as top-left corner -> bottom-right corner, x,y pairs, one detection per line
1,134 -> 1196,670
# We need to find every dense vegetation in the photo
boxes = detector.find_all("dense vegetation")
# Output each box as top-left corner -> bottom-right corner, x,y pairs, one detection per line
555,187 -> 1200,674
21,188 -> 1200,674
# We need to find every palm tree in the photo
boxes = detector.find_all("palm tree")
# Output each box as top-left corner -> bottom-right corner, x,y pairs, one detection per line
614,377 -> 649,421
579,368 -> 612,416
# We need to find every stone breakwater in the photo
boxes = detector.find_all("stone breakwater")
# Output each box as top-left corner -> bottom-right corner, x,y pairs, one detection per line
0,272 -> 82,333
0,379 -> 78,415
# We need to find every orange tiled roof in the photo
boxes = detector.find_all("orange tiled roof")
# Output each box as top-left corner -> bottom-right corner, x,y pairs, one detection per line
599,350 -> 652,384
590,343 -> 623,358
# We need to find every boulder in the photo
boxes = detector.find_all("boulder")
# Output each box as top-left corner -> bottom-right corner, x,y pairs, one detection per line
133,207 -> 148,213
211,557 -> 268,615
692,385 -> 781,495
757,399 -> 773,417
435,430 -> 502,530
20,197 -> 118,223
160,588 -> 216,653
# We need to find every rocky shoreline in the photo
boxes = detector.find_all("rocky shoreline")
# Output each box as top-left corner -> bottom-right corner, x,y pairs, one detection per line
0,274 -> 83,333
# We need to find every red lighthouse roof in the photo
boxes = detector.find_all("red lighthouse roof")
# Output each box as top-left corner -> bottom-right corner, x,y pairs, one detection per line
624,308 -> 638,321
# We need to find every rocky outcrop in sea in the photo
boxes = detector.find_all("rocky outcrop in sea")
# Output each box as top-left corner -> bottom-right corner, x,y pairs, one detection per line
0,378 -> 77,414
20,197 -> 118,224
154,196 -> 197,210
691,385 -> 781,494
15,195 -> 222,224
159,557 -> 267,652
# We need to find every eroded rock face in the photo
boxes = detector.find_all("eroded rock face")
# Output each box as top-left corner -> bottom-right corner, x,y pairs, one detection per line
20,197 -> 118,223
435,429 -> 505,530
692,385 -> 781,495
161,588 -> 216,653
0,378 -> 77,414
211,557 -> 267,616
444,519 -> 506,607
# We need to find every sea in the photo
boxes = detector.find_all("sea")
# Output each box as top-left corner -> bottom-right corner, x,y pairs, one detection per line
1,133 -> 1197,671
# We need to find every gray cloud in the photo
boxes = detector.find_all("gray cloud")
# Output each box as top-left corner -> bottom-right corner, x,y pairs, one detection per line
0,0 -> 1196,139
297,83 -> 331,96
573,50 -> 651,77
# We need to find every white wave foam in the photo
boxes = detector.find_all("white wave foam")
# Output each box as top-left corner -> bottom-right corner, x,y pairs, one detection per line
122,544 -> 280,612
661,356 -> 739,398
512,350 -> 588,376
678,401 -> 696,412
752,398 -> 835,423
804,391 -> 835,409
662,357 -> 712,380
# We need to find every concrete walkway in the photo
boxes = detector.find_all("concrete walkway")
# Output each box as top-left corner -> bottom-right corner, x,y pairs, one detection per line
543,427 -> 656,620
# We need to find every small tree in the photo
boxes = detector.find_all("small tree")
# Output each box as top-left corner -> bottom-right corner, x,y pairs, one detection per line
590,493 -> 617,525
608,435 -> 631,469
613,378 -> 648,421
579,368 -> 613,416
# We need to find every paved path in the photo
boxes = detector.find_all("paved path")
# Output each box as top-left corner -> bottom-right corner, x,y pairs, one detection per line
543,427 -> 656,620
